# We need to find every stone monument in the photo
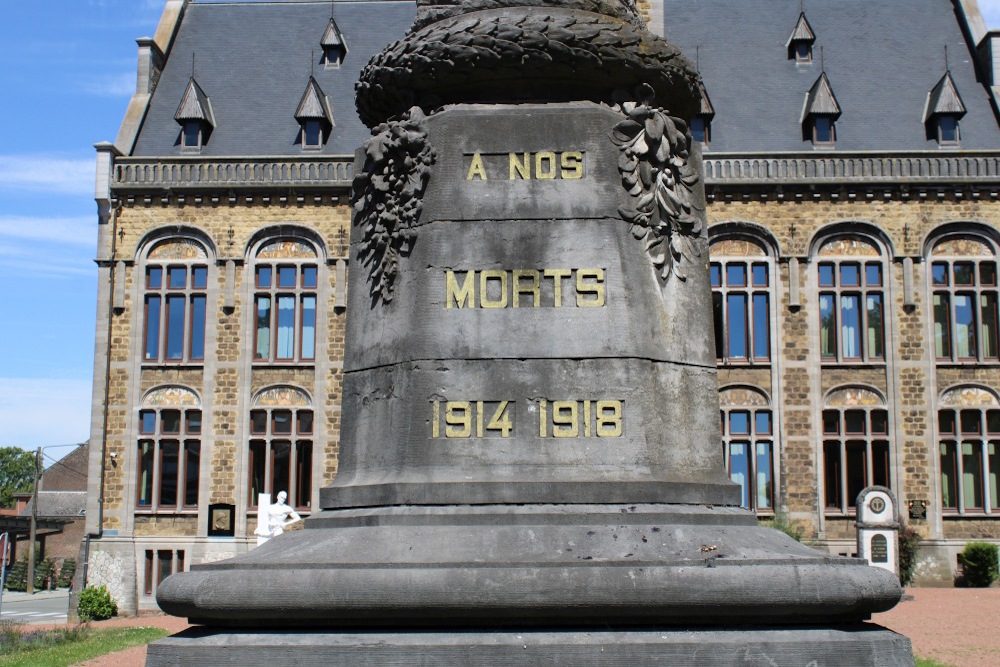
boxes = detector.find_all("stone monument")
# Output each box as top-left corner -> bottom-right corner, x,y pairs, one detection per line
857,486 -> 900,577
149,0 -> 913,663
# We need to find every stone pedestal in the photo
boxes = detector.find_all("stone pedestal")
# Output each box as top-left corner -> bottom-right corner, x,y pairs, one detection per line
149,1 -> 912,664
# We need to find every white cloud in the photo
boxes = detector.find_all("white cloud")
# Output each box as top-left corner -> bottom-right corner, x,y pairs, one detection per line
0,155 -> 94,196
81,72 -> 135,97
0,378 -> 93,449
0,215 -> 95,247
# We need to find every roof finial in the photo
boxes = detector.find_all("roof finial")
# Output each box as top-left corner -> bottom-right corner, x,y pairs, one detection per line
696,45 -> 700,72
820,45 -> 825,73
800,0 -> 804,14
945,44 -> 949,72
191,52 -> 196,79
311,50 -> 315,77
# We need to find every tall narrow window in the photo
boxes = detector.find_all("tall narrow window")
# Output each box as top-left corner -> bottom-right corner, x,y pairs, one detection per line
938,392 -> 1000,514
719,387 -> 775,513
248,387 -> 314,511
142,240 -> 209,364
709,242 -> 772,365
253,240 -> 319,364
930,238 -> 999,363
137,403 -> 201,512
816,237 -> 885,363
143,549 -> 185,596
822,394 -> 890,514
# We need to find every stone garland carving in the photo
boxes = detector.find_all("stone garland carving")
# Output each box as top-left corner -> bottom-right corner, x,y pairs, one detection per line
351,106 -> 436,304
611,86 -> 705,282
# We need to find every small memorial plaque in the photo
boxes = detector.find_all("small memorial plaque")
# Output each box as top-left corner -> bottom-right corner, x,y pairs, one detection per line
908,500 -> 927,520
870,534 -> 889,564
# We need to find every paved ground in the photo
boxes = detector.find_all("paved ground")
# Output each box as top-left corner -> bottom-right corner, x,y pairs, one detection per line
10,588 -> 1000,666
0,589 -> 69,624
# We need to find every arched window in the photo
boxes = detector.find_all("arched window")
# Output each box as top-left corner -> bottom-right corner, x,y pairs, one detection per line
815,235 -> 885,362
137,386 -> 201,512
720,386 -> 774,512
929,236 -> 999,362
142,239 -> 209,363
938,386 -> 1000,514
252,239 -> 319,364
248,386 -> 313,511
709,236 -> 773,364
822,387 -> 890,514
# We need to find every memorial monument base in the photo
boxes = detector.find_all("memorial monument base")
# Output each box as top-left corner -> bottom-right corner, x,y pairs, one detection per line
147,625 -> 912,666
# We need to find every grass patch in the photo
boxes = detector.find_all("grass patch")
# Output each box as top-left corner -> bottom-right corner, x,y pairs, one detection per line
0,624 -> 167,667
916,658 -> 957,667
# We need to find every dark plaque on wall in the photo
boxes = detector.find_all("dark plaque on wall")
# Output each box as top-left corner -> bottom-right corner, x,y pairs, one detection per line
870,534 -> 889,564
908,500 -> 927,520
207,503 -> 235,537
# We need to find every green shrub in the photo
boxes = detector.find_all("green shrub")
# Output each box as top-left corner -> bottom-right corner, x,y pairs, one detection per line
959,542 -> 999,588
77,585 -> 118,621
897,524 -> 921,587
760,511 -> 805,542
33,558 -> 54,591
57,558 -> 76,588
3,558 -> 27,592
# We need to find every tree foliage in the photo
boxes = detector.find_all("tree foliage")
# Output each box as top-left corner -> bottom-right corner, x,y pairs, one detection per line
0,446 -> 36,508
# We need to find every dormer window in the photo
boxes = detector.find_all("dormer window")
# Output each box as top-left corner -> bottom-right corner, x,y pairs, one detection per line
802,72 -> 841,148
321,18 -> 347,68
924,71 -> 966,147
295,77 -> 334,150
174,77 -> 215,152
691,81 -> 715,146
787,13 -> 816,63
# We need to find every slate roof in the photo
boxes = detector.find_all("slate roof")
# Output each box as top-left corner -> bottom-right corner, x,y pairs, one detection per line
22,492 -> 87,518
130,0 -> 1000,156
131,0 -> 416,156
661,0 -> 1000,151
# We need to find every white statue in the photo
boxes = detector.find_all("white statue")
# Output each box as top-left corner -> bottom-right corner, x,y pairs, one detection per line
253,491 -> 302,546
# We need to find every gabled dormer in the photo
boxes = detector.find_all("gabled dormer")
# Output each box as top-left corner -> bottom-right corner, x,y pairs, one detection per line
923,70 -> 966,146
295,77 -> 334,149
174,78 -> 215,151
691,82 -> 715,145
786,12 -> 816,63
321,17 -> 347,67
801,72 -> 841,147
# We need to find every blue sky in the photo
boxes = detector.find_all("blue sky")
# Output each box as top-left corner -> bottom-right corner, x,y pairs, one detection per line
1,0 -> 1000,453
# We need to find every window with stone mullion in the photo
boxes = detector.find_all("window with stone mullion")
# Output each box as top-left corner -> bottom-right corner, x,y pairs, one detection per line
818,260 -> 885,363
720,406 -> 775,513
136,408 -> 201,512
711,260 -> 771,364
253,262 -> 318,363
142,264 -> 208,363
822,407 -> 890,514
939,408 -> 1000,514
248,407 -> 314,510
932,259 -> 999,363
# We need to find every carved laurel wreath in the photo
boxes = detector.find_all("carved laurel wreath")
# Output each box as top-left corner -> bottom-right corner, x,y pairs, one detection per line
611,86 -> 705,282
351,106 -> 436,304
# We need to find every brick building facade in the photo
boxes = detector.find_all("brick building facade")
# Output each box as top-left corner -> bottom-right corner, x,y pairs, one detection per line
84,0 -> 1000,613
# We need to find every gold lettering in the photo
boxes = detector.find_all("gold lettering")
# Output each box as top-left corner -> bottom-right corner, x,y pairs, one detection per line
480,270 -> 509,309
513,270 -> 541,308
445,401 -> 473,438
431,400 -> 440,438
539,400 -> 548,438
535,151 -> 557,179
466,153 -> 488,180
560,151 -> 583,179
543,269 -> 572,308
576,269 -> 606,307
596,400 -> 623,437
509,153 -> 531,180
445,270 -> 476,309
552,401 -> 579,438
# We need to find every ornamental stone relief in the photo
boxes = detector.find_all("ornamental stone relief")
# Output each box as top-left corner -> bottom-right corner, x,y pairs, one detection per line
826,387 -> 884,407
254,386 -> 311,407
931,237 -> 993,257
143,386 -> 200,407
939,386 -> 1000,408
719,387 -> 769,407
710,238 -> 767,258
258,240 -> 317,259
818,237 -> 879,257
149,239 -> 207,260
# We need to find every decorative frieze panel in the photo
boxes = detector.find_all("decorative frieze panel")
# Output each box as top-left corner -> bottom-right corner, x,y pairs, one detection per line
258,240 -> 317,259
931,237 -> 994,257
826,387 -> 884,407
818,237 -> 880,257
149,239 -> 208,260
710,238 -> 766,257
719,386 -> 769,407
143,386 -> 200,407
254,386 -> 311,407
939,386 -> 1000,408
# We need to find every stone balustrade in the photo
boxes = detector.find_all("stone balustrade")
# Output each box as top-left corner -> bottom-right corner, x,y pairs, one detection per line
112,156 -> 354,190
